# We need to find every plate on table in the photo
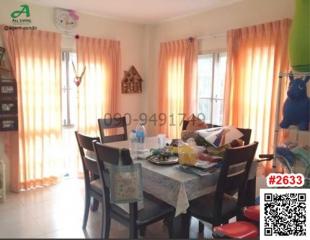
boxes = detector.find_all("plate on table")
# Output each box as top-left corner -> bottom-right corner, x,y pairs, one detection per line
147,155 -> 179,165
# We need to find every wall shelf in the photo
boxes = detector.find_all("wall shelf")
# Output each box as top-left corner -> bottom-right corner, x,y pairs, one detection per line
0,66 -> 18,132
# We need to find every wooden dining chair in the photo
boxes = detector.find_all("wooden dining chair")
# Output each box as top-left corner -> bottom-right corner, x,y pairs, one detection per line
188,142 -> 259,232
75,131 -> 102,230
98,116 -> 128,143
182,120 -> 254,233
92,141 -> 175,239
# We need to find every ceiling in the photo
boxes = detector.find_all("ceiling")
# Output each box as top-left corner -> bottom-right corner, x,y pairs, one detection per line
25,0 -> 243,24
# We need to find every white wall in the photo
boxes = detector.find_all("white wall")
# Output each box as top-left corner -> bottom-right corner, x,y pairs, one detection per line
0,0 -> 147,190
143,0 -> 294,135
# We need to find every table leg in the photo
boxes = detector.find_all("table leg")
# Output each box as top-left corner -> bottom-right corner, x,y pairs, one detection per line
171,212 -> 191,238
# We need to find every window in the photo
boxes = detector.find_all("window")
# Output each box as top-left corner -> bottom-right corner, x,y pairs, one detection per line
61,51 -> 78,178
197,51 -> 227,126
61,51 -> 77,127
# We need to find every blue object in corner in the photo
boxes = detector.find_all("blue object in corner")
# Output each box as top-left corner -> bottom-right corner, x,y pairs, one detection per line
280,74 -> 310,130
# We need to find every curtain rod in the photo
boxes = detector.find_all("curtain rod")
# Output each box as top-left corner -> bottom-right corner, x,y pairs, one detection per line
62,33 -> 80,39
194,33 -> 226,40
279,72 -> 310,77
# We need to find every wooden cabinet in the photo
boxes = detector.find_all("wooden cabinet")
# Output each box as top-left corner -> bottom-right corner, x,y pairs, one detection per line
0,66 -> 18,131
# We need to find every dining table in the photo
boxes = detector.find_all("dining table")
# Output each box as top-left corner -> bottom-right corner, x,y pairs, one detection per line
104,136 -> 258,238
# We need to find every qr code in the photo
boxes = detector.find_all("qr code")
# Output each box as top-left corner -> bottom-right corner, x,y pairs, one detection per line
261,188 -> 310,240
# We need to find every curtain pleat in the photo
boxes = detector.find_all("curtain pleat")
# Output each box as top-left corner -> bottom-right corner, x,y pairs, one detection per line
224,19 -> 291,173
75,36 -> 120,136
158,38 -> 198,138
2,27 -> 62,191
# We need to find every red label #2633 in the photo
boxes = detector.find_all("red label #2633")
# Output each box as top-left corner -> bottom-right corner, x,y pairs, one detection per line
266,173 -> 304,187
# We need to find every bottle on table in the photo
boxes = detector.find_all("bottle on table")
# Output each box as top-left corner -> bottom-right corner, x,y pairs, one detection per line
129,130 -> 137,159
135,123 -> 146,151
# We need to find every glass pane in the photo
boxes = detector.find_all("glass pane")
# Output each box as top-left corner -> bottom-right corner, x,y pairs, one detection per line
212,99 -> 224,126
198,98 -> 211,123
213,52 -> 227,99
61,53 -> 68,126
61,51 -> 78,178
68,52 -> 77,126
61,51 -> 78,127
198,54 -> 213,98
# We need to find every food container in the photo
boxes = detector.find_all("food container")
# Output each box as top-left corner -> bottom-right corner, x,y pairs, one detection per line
178,145 -> 197,166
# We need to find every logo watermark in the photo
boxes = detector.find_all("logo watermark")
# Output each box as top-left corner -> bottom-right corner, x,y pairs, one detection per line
4,4 -> 37,30
11,4 -> 32,25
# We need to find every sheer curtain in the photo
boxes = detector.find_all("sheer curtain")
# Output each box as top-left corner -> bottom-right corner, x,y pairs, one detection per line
2,28 -> 62,190
224,19 -> 291,171
158,38 -> 198,138
75,36 -> 120,136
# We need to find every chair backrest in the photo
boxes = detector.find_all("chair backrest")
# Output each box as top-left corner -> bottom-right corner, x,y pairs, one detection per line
93,141 -> 133,189
213,141 -> 258,221
98,117 -> 128,143
93,141 -> 141,236
75,131 -> 101,185
93,141 -> 138,210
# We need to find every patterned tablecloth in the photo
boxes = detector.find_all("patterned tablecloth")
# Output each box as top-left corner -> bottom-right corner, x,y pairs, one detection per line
139,160 -> 219,216
105,137 -> 256,216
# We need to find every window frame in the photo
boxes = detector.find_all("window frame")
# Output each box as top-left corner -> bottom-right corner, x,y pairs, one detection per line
197,49 -> 227,125
61,49 -> 77,128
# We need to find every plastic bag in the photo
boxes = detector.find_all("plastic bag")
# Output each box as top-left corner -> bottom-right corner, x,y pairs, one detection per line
109,163 -> 143,204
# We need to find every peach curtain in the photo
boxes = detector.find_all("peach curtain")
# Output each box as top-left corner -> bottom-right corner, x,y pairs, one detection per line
224,19 -> 291,172
2,28 -> 62,191
76,36 -> 120,136
158,38 -> 198,138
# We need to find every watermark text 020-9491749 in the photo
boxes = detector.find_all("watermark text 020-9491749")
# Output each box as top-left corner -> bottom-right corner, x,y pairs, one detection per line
102,113 -> 207,127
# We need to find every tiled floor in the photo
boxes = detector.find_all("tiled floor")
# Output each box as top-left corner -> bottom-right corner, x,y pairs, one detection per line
0,178 -> 212,239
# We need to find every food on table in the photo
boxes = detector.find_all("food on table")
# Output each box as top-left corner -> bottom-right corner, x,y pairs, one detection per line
150,146 -> 178,161
178,145 -> 197,166
197,152 -> 222,162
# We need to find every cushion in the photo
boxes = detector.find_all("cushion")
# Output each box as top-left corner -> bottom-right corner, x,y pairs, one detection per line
189,192 -> 238,222
110,192 -> 174,225
185,114 -> 208,132
137,193 -> 174,225
213,221 -> 258,239
243,205 -> 260,222
181,114 -> 208,142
